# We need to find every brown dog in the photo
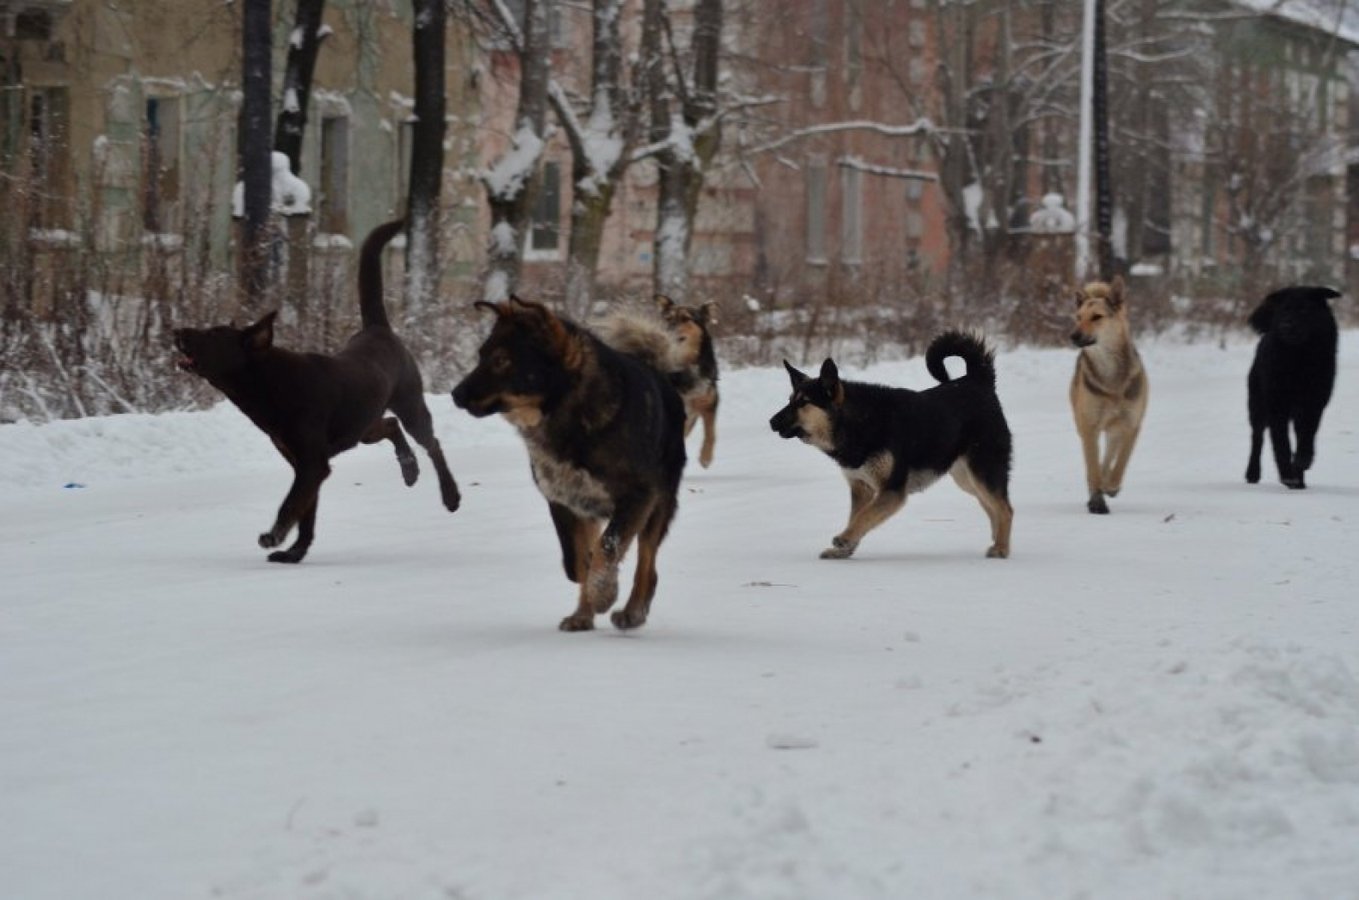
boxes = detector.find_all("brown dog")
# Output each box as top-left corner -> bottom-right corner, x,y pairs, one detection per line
1069,275 -> 1148,514
172,221 -> 461,562
657,295 -> 719,468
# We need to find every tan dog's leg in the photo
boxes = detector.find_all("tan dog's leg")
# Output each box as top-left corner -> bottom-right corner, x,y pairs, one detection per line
1077,418 -> 1108,514
559,516 -> 603,632
822,488 -> 905,559
698,402 -> 717,468
1101,417 -> 1142,498
950,460 -> 1013,558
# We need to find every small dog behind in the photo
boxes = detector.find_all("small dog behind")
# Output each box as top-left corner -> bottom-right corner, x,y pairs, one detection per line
452,297 -> 686,632
769,331 -> 1013,559
1069,275 -> 1148,514
1245,285 -> 1339,489
656,295 -> 720,468
173,221 -> 461,562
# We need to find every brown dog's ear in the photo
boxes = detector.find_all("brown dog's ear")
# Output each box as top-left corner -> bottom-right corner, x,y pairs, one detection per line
1073,287 -> 1087,309
656,294 -> 675,315
473,300 -> 507,317
1108,275 -> 1126,310
699,301 -> 719,326
241,310 -> 277,351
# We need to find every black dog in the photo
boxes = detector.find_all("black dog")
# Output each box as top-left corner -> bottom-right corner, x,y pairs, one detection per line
770,331 -> 1014,559
452,298 -> 685,632
1245,285 -> 1340,489
173,220 -> 461,562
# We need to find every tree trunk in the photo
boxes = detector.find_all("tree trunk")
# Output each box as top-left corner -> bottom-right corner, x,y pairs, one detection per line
483,0 -> 550,302
1093,0 -> 1114,279
240,0 -> 273,310
407,0 -> 446,317
274,0 -> 328,175
649,0 -> 722,303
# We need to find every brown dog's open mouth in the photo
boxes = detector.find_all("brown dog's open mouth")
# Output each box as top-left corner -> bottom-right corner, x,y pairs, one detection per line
176,355 -> 196,372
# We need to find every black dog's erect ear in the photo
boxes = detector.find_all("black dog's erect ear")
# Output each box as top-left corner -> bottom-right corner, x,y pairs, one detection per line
819,358 -> 845,403
473,300 -> 505,317
783,359 -> 809,388
241,310 -> 277,351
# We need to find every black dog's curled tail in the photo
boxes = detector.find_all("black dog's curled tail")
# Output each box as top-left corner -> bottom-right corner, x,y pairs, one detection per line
925,330 -> 997,388
358,219 -> 406,330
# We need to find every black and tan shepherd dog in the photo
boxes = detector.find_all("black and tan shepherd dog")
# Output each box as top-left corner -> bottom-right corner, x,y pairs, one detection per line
452,297 -> 686,632
770,331 -> 1013,559
172,220 -> 461,563
1245,285 -> 1340,489
656,294 -> 720,468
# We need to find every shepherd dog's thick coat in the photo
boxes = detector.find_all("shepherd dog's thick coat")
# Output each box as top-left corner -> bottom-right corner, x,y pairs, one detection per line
657,295 -> 720,468
1245,285 -> 1340,489
1069,275 -> 1149,514
452,297 -> 686,632
171,221 -> 461,562
769,331 -> 1014,559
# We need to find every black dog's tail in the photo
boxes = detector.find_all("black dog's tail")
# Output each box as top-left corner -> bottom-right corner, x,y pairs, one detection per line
358,220 -> 405,329
925,330 -> 997,389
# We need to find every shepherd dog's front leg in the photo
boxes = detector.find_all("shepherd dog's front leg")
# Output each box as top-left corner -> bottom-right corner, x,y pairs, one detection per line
586,495 -> 655,616
550,503 -> 603,632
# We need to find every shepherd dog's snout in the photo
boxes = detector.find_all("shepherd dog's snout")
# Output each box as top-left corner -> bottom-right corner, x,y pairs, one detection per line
1069,329 -> 1096,348
770,406 -> 799,438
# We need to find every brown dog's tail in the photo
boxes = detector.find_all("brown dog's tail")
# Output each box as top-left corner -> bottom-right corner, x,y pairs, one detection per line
358,220 -> 405,329
593,312 -> 680,374
925,330 -> 997,389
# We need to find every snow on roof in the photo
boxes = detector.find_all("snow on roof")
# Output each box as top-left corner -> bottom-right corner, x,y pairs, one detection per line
1234,0 -> 1359,46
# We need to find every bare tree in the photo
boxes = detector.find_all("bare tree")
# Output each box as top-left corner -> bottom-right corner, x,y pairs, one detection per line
240,0 -> 274,308
480,0 -> 552,302
647,0 -> 724,302
274,0 -> 330,175
407,0 -> 447,314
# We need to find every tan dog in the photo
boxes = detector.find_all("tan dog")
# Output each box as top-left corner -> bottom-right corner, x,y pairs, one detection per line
1069,276 -> 1148,514
656,295 -> 719,468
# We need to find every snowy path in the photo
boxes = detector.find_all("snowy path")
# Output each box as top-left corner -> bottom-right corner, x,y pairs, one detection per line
2,336 -> 1358,899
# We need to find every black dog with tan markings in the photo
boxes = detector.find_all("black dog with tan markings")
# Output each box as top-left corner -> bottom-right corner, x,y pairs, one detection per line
452,297 -> 686,632
172,221 -> 461,563
1245,285 -> 1339,489
770,331 -> 1014,560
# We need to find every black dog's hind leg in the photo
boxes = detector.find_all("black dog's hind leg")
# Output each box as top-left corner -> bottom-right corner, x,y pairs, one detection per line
260,455 -> 331,557
393,396 -> 461,512
1267,411 -> 1303,489
361,417 -> 418,486
1246,381 -> 1265,484
1292,403 -> 1324,475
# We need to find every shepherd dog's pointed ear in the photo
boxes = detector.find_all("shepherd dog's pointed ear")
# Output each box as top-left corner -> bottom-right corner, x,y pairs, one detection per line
819,357 -> 844,404
241,310 -> 277,351
1073,286 -> 1087,309
783,359 -> 809,388
699,301 -> 719,326
1109,275 -> 1127,310
656,294 -> 675,315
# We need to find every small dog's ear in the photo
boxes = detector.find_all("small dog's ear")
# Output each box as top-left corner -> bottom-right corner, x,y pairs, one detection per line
1108,276 -> 1126,310
242,310 -> 277,351
783,359 -> 809,388
700,301 -> 719,326
819,358 -> 844,404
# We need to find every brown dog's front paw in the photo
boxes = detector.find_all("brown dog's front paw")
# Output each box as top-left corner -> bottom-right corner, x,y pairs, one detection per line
611,608 -> 647,631
589,568 -> 620,614
1087,494 -> 1109,515
398,454 -> 419,486
986,545 -> 1009,559
258,530 -> 284,549
268,549 -> 306,564
442,485 -> 461,513
820,536 -> 856,559
558,613 -> 595,632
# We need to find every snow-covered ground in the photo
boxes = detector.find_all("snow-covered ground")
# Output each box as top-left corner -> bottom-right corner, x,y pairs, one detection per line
2,334 -> 1358,900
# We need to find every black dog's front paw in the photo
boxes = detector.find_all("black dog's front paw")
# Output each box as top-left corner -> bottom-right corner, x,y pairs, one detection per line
1245,464 -> 1261,484
398,453 -> 419,486
258,530 -> 284,549
267,549 -> 306,564
1283,476 -> 1307,490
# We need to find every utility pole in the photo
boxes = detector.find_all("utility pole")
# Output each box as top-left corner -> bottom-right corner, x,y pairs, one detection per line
1075,0 -> 1096,281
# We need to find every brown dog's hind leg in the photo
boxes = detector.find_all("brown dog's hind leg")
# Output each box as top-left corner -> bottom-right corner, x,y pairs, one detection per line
361,417 -> 418,486
698,395 -> 718,469
392,397 -> 461,511
268,495 -> 318,563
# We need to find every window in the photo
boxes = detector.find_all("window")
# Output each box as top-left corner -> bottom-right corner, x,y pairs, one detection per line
809,0 -> 828,107
143,96 -> 181,233
806,160 -> 827,264
27,86 -> 68,228
845,3 -> 862,86
841,165 -> 862,263
319,115 -> 349,234
528,160 -> 561,257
